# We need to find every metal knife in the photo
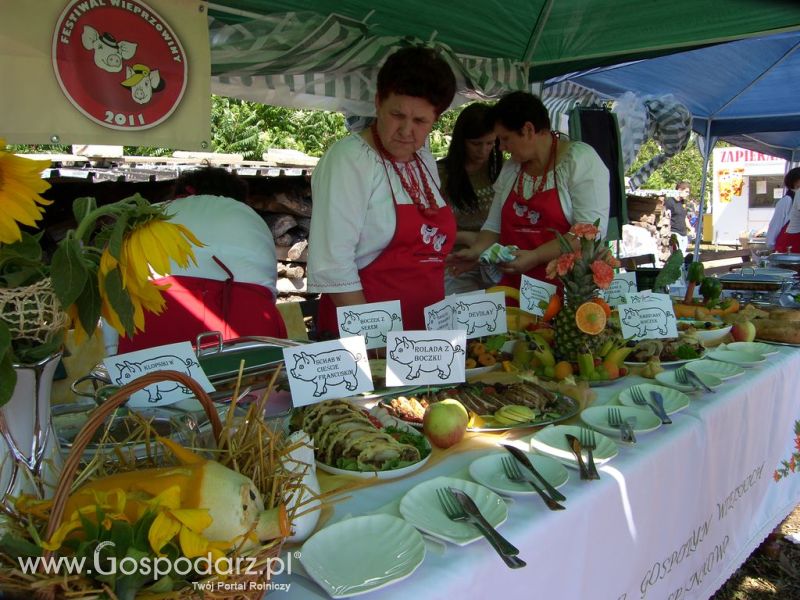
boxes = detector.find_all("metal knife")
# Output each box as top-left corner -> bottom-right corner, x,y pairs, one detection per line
649,391 -> 673,424
564,434 -> 591,480
501,443 -> 567,501
686,369 -> 715,393
448,487 -> 522,560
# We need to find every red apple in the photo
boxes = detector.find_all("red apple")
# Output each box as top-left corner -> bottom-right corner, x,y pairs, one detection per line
423,399 -> 469,449
730,320 -> 757,342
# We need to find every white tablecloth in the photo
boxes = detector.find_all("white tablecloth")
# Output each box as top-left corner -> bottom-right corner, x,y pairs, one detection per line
276,346 -> 800,600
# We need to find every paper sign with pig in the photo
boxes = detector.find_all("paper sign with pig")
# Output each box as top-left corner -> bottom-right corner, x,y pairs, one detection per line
283,337 -> 373,406
603,272 -> 638,307
385,330 -> 467,386
424,299 -> 456,331
336,300 -> 402,349
519,275 -> 557,316
452,292 -> 508,338
619,293 -> 678,340
102,342 -> 215,408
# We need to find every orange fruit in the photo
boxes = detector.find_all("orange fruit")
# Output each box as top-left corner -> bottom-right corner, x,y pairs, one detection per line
602,359 -> 620,379
575,302 -> 607,335
590,297 -> 612,318
553,361 -> 574,380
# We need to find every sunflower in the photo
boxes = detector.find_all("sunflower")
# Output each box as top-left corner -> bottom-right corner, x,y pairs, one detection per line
0,138 -> 52,244
98,216 -> 202,336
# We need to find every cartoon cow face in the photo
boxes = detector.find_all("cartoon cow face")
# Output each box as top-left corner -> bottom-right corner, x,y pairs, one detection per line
433,233 -> 447,252
513,202 -> 527,217
82,25 -> 137,73
121,65 -> 162,105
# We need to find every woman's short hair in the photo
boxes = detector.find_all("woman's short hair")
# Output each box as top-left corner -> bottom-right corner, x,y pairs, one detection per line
488,91 -> 551,133
785,167 -> 800,190
172,166 -> 249,202
376,47 -> 456,116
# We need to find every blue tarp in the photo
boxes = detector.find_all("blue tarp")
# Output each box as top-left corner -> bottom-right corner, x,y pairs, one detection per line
549,31 -> 800,161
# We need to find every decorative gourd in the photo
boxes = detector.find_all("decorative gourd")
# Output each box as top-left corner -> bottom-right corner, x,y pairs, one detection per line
61,437 -> 288,550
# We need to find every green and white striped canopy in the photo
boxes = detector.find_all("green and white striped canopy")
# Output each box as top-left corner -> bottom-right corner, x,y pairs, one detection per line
207,1 -> 800,113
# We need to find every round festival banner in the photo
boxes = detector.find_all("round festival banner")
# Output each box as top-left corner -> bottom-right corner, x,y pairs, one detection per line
52,0 -> 188,131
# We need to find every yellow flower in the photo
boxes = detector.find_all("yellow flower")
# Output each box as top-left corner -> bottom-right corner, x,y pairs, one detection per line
43,488 -> 129,551
98,217 -> 202,336
0,138 -> 52,244
148,508 -> 213,557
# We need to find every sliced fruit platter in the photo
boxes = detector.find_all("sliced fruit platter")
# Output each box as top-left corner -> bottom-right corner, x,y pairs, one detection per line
381,379 -> 578,431
290,399 -> 431,479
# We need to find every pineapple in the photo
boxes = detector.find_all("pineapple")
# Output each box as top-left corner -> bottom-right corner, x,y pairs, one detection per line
552,253 -> 609,362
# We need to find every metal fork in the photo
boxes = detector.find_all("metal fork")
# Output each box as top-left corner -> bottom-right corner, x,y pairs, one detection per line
435,488 -> 526,569
579,428 -> 601,480
630,386 -> 664,422
677,367 -> 715,393
501,457 -> 564,511
608,407 -> 635,443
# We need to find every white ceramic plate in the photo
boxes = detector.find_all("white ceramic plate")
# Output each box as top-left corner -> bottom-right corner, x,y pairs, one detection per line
686,359 -> 745,380
580,405 -> 662,437
677,320 -> 732,345
655,369 -> 723,392
725,341 -> 779,356
706,348 -> 766,367
466,364 -> 501,378
527,424 -> 618,470
626,355 -> 704,368
399,476 -> 508,546
618,383 -> 690,415
468,452 -> 568,497
315,413 -> 432,480
301,514 -> 425,598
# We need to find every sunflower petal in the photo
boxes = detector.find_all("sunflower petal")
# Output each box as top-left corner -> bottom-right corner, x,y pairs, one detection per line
178,525 -> 210,558
171,508 -> 212,532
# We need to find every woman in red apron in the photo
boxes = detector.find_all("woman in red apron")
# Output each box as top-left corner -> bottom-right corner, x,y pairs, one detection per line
774,222 -> 800,253
308,48 -> 457,339
448,91 -> 609,291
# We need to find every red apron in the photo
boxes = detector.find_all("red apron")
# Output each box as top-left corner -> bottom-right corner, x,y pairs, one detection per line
118,267 -> 287,353
774,222 -> 800,253
498,134 -> 570,290
317,195 -> 456,338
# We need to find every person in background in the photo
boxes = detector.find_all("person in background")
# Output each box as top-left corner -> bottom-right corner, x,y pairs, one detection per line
307,47 -> 456,338
115,166 -> 286,353
766,167 -> 800,250
664,181 -> 694,255
447,91 -> 609,290
438,103 -> 504,294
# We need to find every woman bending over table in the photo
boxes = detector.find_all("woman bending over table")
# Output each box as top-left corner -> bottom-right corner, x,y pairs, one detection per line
307,47 -> 456,337
438,102 -> 504,294
448,91 -> 609,290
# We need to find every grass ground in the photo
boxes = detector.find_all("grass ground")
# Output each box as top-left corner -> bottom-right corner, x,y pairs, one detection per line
710,505 -> 800,599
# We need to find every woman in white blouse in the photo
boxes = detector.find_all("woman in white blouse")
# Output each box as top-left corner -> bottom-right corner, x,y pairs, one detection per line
449,91 -> 609,290
307,48 -> 456,338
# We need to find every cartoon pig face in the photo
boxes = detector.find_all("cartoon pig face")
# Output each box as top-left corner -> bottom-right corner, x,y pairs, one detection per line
82,25 -> 137,73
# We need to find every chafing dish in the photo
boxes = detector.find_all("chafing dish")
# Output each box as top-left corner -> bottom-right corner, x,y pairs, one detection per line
767,252 -> 800,276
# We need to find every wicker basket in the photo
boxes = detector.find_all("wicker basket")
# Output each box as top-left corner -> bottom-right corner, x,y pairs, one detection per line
1,370 -> 289,600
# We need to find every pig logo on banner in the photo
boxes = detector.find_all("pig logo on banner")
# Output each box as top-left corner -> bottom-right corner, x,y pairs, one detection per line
621,307 -> 674,337
389,337 -> 464,380
425,305 -> 455,330
53,0 -> 187,130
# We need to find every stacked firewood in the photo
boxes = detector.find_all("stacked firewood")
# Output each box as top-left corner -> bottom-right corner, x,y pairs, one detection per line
246,177 -> 314,300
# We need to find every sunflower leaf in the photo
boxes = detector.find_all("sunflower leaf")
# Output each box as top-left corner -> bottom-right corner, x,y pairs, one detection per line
0,351 -> 17,408
51,238 -> 89,307
76,273 -> 102,339
72,197 -> 97,229
104,267 -> 136,336
108,211 -> 130,262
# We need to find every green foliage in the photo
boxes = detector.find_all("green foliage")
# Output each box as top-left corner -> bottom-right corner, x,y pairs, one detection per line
627,136 -> 710,203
